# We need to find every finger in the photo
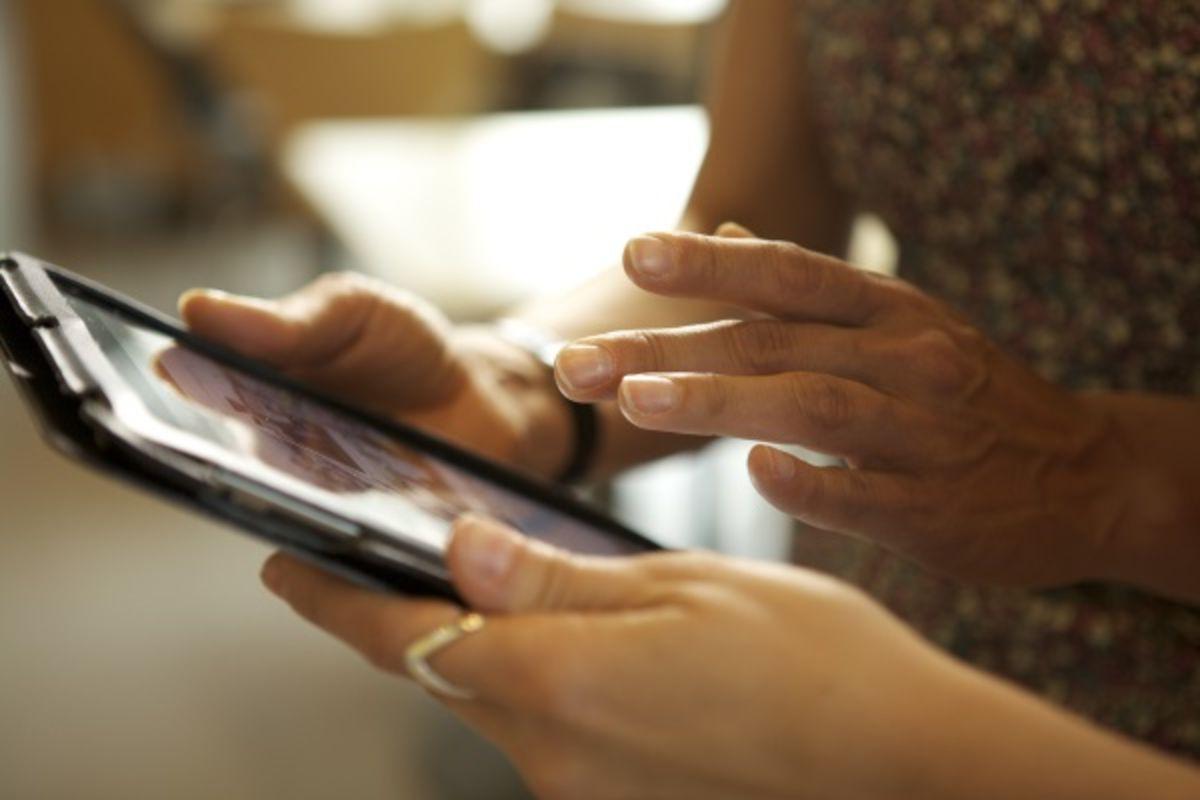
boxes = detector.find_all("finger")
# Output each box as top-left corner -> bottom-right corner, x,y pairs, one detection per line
261,552 -> 537,706
446,515 -> 660,614
180,272 -> 464,410
263,550 -> 670,717
747,445 -> 921,544
622,232 -> 915,326
261,552 -> 459,666
617,371 -> 944,466
556,319 -> 882,401
181,279 -> 339,364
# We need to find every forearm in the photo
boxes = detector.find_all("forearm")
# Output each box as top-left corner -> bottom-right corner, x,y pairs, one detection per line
502,0 -> 853,480
513,0 -> 850,339
1084,392 -> 1200,603
906,655 -> 1200,800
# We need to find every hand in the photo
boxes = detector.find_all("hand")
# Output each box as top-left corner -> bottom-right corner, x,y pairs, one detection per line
553,230 -> 1129,588
262,516 -> 963,800
261,517 -> 1200,800
179,272 -> 573,477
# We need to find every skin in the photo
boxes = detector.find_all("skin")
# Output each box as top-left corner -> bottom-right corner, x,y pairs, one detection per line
180,263 -> 1200,798
554,230 -> 1200,603
175,1 -> 1200,794
258,516 -> 1200,800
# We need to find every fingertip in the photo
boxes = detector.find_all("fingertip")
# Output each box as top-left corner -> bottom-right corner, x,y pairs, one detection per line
179,290 -> 294,359
260,551 -> 292,595
747,445 -> 799,492
623,233 -> 676,283
554,342 -> 616,398
177,287 -> 208,317
178,288 -> 234,326
447,515 -> 526,611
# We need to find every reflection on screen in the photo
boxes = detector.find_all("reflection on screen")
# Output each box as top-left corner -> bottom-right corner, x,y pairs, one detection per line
65,293 -> 646,557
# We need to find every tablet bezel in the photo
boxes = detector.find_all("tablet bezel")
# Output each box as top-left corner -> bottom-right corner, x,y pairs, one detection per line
0,252 -> 659,600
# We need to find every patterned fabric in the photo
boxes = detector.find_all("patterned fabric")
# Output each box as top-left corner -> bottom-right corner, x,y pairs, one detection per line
794,1 -> 1200,756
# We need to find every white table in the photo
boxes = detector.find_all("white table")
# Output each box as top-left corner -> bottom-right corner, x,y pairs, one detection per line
283,105 -> 708,317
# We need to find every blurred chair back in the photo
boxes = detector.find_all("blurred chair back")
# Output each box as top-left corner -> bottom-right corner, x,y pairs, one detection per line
17,0 -> 203,233
207,9 -> 506,143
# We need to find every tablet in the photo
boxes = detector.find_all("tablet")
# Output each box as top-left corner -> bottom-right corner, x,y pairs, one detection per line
0,253 -> 659,600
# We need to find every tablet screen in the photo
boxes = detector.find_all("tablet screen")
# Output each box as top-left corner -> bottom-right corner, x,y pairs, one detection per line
64,292 -> 648,558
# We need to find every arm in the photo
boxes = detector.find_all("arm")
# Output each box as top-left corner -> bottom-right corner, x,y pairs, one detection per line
516,0 -> 850,340
259,515 -> 1200,800
921,657 -> 1200,800
181,1 -> 849,483
509,0 -> 852,477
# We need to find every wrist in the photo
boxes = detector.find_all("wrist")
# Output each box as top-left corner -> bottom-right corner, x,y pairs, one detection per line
452,326 -> 575,480
1079,393 -> 1200,601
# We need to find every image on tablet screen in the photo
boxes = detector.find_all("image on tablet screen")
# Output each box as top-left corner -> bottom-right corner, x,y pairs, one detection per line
65,292 -> 645,558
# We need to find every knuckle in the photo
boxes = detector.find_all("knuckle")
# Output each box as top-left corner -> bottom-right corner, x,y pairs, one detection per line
838,470 -> 874,527
358,616 -> 408,674
764,241 -> 815,299
695,373 -> 733,417
673,232 -> 722,289
774,464 -> 824,516
904,329 -> 979,397
312,271 -> 387,321
882,277 -> 932,313
626,329 -> 671,373
844,329 -> 873,364
786,468 -> 871,531
790,375 -> 854,434
727,320 -> 796,373
637,550 -> 721,581
525,549 -> 577,611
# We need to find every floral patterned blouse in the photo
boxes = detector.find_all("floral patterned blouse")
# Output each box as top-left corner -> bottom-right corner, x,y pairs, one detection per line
794,0 -> 1200,756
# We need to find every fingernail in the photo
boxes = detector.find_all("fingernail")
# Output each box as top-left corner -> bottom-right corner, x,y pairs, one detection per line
177,288 -> 249,316
620,375 -> 681,415
183,288 -> 232,302
764,447 -> 796,481
556,344 -> 614,391
454,516 -> 520,587
627,236 -> 674,279
261,556 -> 285,594
178,288 -> 215,313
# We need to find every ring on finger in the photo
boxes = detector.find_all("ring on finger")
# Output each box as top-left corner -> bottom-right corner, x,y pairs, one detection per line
404,612 -> 486,700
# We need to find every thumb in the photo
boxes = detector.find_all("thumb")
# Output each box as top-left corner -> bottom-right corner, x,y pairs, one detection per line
179,288 -> 309,365
447,515 -> 651,614
179,273 -> 464,409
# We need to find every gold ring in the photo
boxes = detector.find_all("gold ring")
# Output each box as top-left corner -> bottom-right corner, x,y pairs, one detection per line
404,612 -> 486,700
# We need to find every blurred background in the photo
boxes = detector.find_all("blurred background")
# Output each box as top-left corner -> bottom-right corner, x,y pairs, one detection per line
0,1 -> 891,797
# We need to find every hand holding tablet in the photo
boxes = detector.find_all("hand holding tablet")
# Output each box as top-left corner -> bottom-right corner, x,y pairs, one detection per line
0,254 -> 657,600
